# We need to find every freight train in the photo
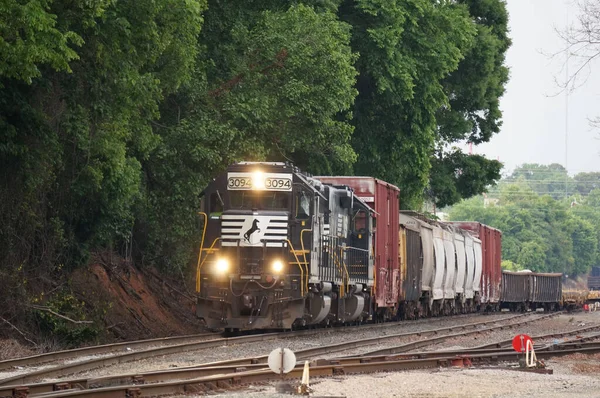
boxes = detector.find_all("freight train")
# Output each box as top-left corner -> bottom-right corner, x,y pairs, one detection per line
195,162 -> 563,331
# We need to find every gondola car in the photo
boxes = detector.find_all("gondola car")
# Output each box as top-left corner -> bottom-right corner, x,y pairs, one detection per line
501,271 -> 562,311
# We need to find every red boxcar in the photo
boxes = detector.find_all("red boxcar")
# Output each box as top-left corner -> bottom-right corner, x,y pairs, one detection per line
449,222 -> 502,309
316,176 -> 400,315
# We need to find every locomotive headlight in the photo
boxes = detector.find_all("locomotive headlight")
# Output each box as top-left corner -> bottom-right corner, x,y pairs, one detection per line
215,258 -> 230,274
252,171 -> 265,190
272,259 -> 284,274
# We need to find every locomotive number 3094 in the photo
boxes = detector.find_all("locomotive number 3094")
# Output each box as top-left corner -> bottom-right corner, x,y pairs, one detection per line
227,176 -> 292,190
265,178 -> 291,189
227,177 -> 252,188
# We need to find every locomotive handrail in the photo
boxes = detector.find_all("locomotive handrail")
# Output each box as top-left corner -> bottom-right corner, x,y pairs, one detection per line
343,245 -> 370,285
332,249 -> 344,297
331,245 -> 350,297
286,239 -> 306,296
300,228 -> 312,294
196,237 -> 222,293
195,212 -> 208,292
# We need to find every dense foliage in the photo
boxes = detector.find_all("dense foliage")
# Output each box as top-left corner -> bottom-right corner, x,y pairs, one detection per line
449,164 -> 600,276
0,0 -> 510,320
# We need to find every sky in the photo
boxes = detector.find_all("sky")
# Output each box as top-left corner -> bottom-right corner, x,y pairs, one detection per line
468,0 -> 600,176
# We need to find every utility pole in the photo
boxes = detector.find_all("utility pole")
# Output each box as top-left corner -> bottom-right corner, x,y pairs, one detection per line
565,2 -> 569,201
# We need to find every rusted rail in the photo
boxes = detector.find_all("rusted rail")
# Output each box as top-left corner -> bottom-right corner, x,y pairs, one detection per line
470,323 -> 600,350
0,333 -> 219,372
9,344 -> 600,398
0,311 -> 504,373
0,312 -> 545,395
355,312 -> 566,357
0,313 -> 533,388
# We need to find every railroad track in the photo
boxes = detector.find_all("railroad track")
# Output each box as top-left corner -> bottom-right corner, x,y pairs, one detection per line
0,311 -> 522,387
0,333 -> 220,372
8,339 -> 600,398
353,312 -> 590,357
0,312 -> 568,396
0,311 -> 497,374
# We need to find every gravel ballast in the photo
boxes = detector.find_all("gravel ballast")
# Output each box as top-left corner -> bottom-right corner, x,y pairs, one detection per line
195,312 -> 600,398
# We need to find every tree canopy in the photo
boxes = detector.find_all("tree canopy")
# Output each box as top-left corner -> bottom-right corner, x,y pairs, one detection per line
449,164 -> 600,277
0,0 -> 511,291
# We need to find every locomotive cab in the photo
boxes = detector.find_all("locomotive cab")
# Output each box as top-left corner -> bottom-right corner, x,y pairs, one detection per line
196,162 -> 374,330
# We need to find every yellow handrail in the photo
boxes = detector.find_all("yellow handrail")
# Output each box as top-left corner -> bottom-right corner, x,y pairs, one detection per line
331,247 -> 349,298
286,239 -> 305,296
300,228 -> 312,295
332,250 -> 343,297
341,248 -> 350,295
195,212 -> 208,292
196,237 -> 221,293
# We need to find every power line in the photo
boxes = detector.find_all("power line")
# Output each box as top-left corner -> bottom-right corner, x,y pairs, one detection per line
505,169 -> 595,172
503,182 -> 600,184
565,0 -> 570,204
486,192 -> 596,196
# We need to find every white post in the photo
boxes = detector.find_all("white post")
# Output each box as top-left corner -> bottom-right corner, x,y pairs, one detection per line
525,339 -> 537,368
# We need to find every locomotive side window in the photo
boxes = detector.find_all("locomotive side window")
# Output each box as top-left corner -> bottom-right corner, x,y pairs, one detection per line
296,191 -> 311,219
209,192 -> 224,217
354,210 -> 367,231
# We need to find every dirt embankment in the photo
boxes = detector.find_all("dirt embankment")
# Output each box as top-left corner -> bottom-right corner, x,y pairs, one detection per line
71,262 -> 204,340
1,261 -> 204,359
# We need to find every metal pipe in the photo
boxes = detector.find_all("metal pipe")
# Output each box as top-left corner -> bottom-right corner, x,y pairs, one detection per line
195,212 -> 208,292
286,239 -> 304,296
197,238 -> 221,294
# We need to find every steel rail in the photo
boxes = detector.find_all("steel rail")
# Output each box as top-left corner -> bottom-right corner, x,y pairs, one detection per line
0,312 -> 527,387
0,311 -> 508,373
338,339 -> 600,364
15,345 -> 600,398
0,333 -> 219,372
0,333 -> 283,387
0,312 -> 540,395
469,323 -> 600,350
131,312 -> 537,372
355,312 -> 563,357
7,344 -> 559,398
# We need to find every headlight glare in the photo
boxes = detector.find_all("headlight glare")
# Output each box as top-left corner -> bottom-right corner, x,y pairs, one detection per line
252,171 -> 265,190
215,258 -> 229,274
272,259 -> 284,274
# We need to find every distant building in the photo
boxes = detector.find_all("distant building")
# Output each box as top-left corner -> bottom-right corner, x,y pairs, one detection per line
483,193 -> 499,208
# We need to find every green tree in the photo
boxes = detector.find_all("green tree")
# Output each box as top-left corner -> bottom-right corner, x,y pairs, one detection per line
136,4 -> 360,268
0,0 -> 85,83
498,163 -> 572,200
428,0 -> 509,208
501,260 -> 523,271
429,149 -> 501,208
450,166 -> 600,277
0,0 -> 205,314
339,0 -> 480,207
573,172 -> 600,196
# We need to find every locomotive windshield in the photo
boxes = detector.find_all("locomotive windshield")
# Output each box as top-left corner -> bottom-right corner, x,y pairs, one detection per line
229,190 -> 290,211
